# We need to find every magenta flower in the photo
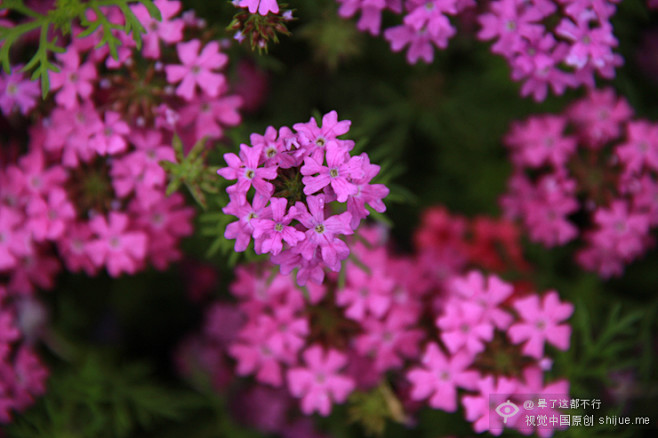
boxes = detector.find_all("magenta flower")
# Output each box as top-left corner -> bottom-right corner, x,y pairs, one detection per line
292,110 -> 353,161
0,206 -> 31,271
26,188 -> 76,242
462,375 -> 519,435
384,23 -> 451,64
91,111 -> 131,155
218,144 -> 277,201
7,148 -> 67,197
301,143 -> 364,202
616,120 -> 658,174
448,271 -> 513,330
567,87 -> 633,148
287,345 -> 355,416
238,0 -> 280,16
132,0 -> 184,59
252,197 -> 305,256
335,260 -> 394,320
223,194 -> 270,253
86,212 -> 148,277
294,195 -> 353,270
354,309 -> 424,372
556,19 -> 617,70
0,68 -> 40,116
178,95 -> 242,141
505,115 -> 577,168
588,200 -> 650,261
49,48 -> 97,109
6,251 -> 60,296
229,318 -> 289,387
165,39 -> 227,100
477,0 -> 546,57
407,342 -> 479,412
508,291 -> 574,359
436,299 -> 494,355
337,0 -> 388,35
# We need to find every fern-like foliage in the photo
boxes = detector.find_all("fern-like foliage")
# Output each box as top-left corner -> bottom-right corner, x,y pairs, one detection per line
0,0 -> 161,98
6,353 -> 197,438
160,135 -> 221,210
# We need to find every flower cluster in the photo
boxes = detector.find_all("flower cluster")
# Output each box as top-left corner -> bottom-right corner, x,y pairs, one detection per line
217,111 -> 389,285
501,88 -> 658,277
0,287 -> 48,423
414,205 -> 531,286
178,222 -> 573,436
0,0 -> 245,288
336,0 -> 625,101
228,0 -> 294,52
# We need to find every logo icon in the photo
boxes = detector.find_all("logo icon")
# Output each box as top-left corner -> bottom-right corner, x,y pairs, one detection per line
523,400 -> 535,410
495,400 -> 520,424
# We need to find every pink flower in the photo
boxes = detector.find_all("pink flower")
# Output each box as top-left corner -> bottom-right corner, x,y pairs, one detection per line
556,19 -> 617,70
335,260 -> 394,320
616,120 -> 658,174
508,291 -> 574,359
384,22 -> 452,64
49,48 -> 97,109
287,345 -> 355,416
337,0 -> 388,35
44,103 -> 103,167
505,115 -> 576,168
354,309 -> 424,372
301,143 -> 364,202
587,201 -> 651,262
436,299 -> 494,355
407,342 -> 479,412
217,143 -> 277,201
567,87 -> 633,148
293,110 -> 353,161
223,194 -> 270,252
178,95 -> 242,141
0,206 -> 32,271
86,212 -> 148,277
252,197 -> 305,255
294,195 -> 353,270
165,39 -> 227,100
131,192 -> 194,270
132,0 -> 184,59
26,188 -> 76,242
448,271 -> 513,330
57,222 -> 98,276
229,318 -> 289,387
462,375 -> 519,435
477,0 -> 546,57
91,111 -> 130,155
0,68 -> 40,116
6,251 -> 60,295
238,0 -> 280,15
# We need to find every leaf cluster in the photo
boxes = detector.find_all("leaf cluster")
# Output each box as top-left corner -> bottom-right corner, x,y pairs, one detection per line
0,0 -> 161,97
160,135 -> 221,210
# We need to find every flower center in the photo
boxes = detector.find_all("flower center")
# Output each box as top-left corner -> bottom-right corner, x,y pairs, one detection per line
329,168 -> 339,178
245,169 -> 255,179
315,224 -> 325,234
275,223 -> 283,232
315,137 -> 326,147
